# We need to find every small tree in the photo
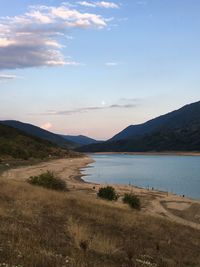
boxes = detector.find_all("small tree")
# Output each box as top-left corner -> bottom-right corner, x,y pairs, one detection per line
123,193 -> 141,210
97,186 -> 118,201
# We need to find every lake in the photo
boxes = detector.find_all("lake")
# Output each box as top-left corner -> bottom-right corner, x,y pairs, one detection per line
82,154 -> 200,200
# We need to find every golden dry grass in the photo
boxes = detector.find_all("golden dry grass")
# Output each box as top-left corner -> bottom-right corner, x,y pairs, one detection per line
0,179 -> 200,267
162,201 -> 200,224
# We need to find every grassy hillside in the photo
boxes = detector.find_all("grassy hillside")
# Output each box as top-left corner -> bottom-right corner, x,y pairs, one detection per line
0,124 -> 78,160
0,178 -> 200,267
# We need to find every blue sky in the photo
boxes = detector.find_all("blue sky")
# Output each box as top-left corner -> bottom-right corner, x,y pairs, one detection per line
0,0 -> 200,139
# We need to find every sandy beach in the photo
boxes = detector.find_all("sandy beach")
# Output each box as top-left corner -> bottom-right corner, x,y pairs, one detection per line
1,156 -> 200,230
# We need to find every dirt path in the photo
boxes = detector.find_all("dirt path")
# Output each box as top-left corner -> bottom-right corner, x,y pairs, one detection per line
1,156 -> 200,230
147,197 -> 200,230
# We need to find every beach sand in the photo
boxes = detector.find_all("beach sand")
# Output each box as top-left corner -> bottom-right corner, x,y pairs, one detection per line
1,156 -> 200,230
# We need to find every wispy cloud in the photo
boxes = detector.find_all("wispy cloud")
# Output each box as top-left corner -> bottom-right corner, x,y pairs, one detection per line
0,73 -> 22,83
0,74 -> 17,80
119,97 -> 139,103
42,101 -> 138,116
78,1 -> 119,9
0,4 -> 108,70
105,62 -> 119,67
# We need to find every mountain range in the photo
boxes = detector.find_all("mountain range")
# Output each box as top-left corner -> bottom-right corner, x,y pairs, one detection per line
0,123 -> 77,160
0,120 -> 76,149
78,101 -> 200,152
1,101 -> 200,154
0,120 -> 100,149
61,135 -> 100,146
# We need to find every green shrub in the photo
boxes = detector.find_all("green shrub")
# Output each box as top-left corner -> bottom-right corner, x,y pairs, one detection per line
28,171 -> 67,191
123,193 -> 141,210
97,186 -> 118,201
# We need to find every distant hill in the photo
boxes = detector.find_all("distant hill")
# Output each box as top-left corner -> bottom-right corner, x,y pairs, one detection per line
0,124 -> 78,160
78,101 -> 200,152
61,135 -> 100,146
0,120 -> 76,149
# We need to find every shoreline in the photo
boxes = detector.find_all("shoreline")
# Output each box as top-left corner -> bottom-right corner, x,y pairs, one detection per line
93,151 -> 200,156
1,156 -> 94,185
77,157 -> 200,230
1,156 -> 200,230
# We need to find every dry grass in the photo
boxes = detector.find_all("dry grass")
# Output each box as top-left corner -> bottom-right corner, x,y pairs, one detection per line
162,201 -> 200,224
0,179 -> 200,267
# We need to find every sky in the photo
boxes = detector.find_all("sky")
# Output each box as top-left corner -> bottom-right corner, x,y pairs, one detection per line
0,0 -> 200,140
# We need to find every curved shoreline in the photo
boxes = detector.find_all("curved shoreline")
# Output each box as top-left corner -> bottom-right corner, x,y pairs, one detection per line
80,157 -> 200,230
1,156 -> 94,185
1,156 -> 200,230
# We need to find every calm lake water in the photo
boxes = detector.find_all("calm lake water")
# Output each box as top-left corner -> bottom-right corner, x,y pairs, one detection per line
82,154 -> 200,200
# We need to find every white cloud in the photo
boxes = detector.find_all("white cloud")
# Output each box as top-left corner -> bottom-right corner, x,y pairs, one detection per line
78,1 -> 96,7
97,1 -> 119,8
0,73 -> 21,83
0,4 -> 108,70
26,10 -> 53,24
78,1 -> 119,9
0,74 -> 17,80
105,62 -> 119,66
41,122 -> 53,130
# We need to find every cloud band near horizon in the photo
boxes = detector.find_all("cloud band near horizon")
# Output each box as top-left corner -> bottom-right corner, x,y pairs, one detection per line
41,101 -> 138,116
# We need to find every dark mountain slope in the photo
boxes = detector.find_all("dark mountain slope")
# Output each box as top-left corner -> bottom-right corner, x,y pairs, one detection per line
110,101 -> 200,141
61,135 -> 100,146
78,101 -> 200,152
0,120 -> 76,149
79,125 -> 200,152
0,124 -> 77,160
